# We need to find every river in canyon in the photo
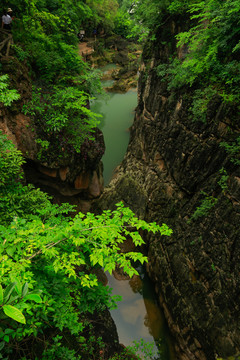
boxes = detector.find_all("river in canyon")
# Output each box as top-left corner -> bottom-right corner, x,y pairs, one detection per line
91,68 -> 175,359
92,82 -> 136,184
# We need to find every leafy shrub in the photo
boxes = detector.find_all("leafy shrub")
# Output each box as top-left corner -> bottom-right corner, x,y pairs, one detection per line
23,86 -> 102,153
154,0 -> 240,120
0,132 -> 24,186
168,0 -> 240,110
220,137 -> 240,166
0,75 -> 20,106
218,168 -> 229,191
0,137 -> 172,358
114,10 -> 132,37
190,87 -> 217,123
190,191 -> 218,221
110,338 -> 161,360
0,131 -> 74,225
41,335 -> 81,360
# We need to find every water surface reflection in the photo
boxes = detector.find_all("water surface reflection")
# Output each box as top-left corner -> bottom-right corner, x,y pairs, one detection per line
107,266 -> 175,359
91,88 -> 137,185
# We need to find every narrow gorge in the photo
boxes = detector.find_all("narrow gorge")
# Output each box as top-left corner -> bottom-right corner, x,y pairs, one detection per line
1,1 -> 240,359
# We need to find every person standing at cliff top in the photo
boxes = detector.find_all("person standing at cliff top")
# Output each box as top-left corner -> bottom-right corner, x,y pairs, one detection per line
2,8 -> 13,30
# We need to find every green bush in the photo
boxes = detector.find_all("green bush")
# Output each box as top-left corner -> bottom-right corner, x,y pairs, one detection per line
0,75 -> 20,106
0,136 -> 172,358
190,191 -> 218,222
23,86 -> 102,153
220,137 -> 240,166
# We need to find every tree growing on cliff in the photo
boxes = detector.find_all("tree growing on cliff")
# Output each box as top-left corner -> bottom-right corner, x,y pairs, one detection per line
23,86 -> 102,154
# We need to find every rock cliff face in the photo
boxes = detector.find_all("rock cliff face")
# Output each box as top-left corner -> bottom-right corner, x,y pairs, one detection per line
94,19 -> 240,360
0,58 -> 105,212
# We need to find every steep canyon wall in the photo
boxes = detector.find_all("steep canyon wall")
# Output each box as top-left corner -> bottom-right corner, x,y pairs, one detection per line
95,19 -> 240,360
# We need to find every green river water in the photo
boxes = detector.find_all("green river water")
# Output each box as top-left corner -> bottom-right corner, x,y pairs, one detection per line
91,70 -> 175,359
92,86 -> 137,185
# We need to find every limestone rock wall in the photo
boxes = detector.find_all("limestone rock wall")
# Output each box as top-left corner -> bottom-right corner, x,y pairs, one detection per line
94,19 -> 240,360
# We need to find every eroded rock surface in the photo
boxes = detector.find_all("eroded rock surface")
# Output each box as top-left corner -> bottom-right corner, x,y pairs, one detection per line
93,19 -> 240,360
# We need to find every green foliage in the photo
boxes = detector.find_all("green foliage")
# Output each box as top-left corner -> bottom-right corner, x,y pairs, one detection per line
190,87 -> 217,123
116,0 -> 194,41
0,204 -> 169,354
1,0 -> 108,158
218,168 -> 229,191
0,281 -> 42,355
73,331 -> 106,359
115,0 -> 155,40
12,44 -> 29,62
0,137 -> 172,358
114,9 -> 132,37
0,131 -> 74,225
80,68 -> 103,97
0,75 -> 20,106
0,132 -> 24,186
35,139 -> 50,161
86,0 -> 119,34
211,263 -> 216,272
153,0 -> 240,120
190,191 -> 218,221
110,338 -> 161,360
0,282 -> 42,325
127,338 -> 160,360
220,137 -> 240,166
9,1 -> 86,82
5,0 -> 120,83
1,0 -> 117,86
167,0 -> 190,14
156,63 -> 169,78
41,335 -> 81,360
169,0 -> 240,104
23,86 -> 102,153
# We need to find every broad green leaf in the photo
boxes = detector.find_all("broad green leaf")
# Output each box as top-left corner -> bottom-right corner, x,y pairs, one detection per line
12,279 -> 22,295
98,255 -> 104,267
3,335 -> 9,343
28,289 -> 42,295
25,294 -> 42,303
6,295 -> 20,305
2,305 -> 26,324
21,283 -> 28,298
3,283 -> 16,304
6,246 -> 16,257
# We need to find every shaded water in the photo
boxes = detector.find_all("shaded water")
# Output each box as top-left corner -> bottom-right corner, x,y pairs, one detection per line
92,68 -> 175,358
91,86 -> 137,185
107,266 -> 175,359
